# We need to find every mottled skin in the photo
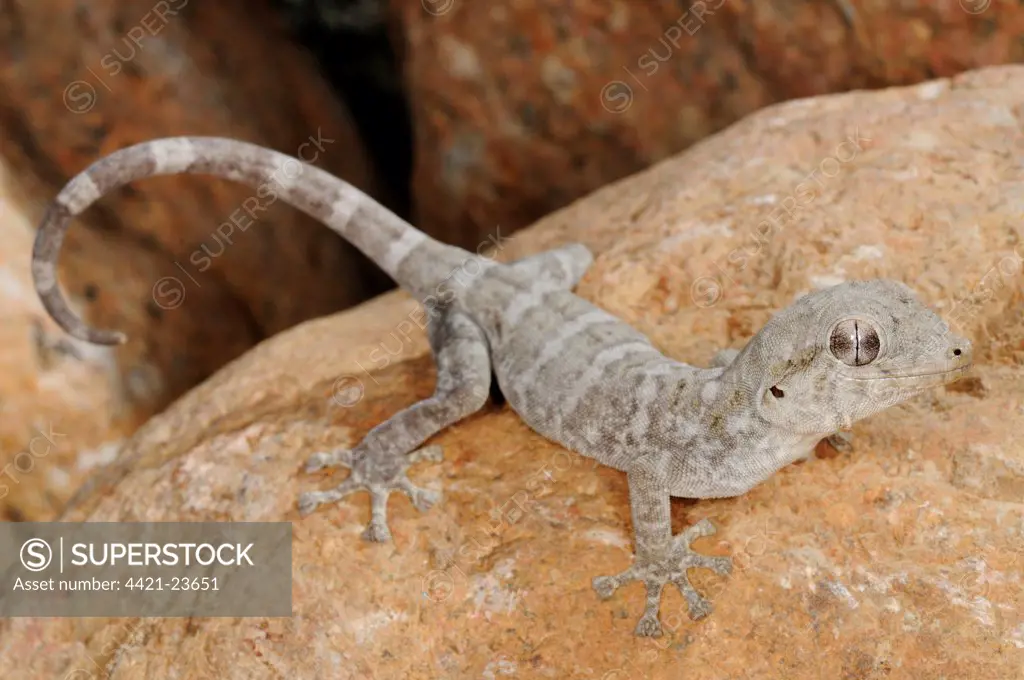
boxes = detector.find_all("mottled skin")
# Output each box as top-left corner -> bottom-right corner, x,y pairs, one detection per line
32,137 -> 974,636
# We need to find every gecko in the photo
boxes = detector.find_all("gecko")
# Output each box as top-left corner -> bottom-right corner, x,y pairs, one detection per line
31,137 -> 973,636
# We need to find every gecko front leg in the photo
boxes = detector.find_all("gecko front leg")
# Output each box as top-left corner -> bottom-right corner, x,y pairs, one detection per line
298,309 -> 491,541
592,457 -> 732,637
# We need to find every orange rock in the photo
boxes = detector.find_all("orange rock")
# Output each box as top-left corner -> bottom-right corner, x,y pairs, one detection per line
3,66 -> 1023,679
0,0 -> 388,519
390,0 -> 1024,259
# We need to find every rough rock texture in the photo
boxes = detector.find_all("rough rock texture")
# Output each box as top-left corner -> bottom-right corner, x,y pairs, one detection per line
0,0 -> 388,408
3,66 -> 1024,679
390,0 -> 1024,251
0,159 -> 138,523
0,0 -> 389,518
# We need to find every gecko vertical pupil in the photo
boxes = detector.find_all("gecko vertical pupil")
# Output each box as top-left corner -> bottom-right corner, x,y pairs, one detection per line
830,319 -> 880,366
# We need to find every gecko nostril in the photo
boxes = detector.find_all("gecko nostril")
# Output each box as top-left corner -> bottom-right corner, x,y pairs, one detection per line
953,348 -> 962,357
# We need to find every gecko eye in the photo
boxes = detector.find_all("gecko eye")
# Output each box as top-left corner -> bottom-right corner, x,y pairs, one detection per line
829,319 -> 880,366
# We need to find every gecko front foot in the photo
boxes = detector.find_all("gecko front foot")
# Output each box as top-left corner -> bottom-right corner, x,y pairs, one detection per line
592,519 -> 732,637
298,444 -> 443,542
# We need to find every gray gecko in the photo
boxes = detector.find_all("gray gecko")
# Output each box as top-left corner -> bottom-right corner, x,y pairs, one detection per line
32,137 -> 973,636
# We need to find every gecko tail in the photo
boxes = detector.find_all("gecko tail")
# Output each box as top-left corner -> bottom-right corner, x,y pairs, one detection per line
33,202 -> 127,345
32,136 -> 460,345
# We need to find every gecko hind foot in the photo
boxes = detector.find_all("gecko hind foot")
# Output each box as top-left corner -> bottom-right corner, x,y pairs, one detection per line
298,445 -> 444,542
592,519 -> 732,637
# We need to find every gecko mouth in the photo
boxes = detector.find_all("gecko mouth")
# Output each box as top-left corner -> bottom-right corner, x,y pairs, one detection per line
848,365 -> 972,381
842,363 -> 972,390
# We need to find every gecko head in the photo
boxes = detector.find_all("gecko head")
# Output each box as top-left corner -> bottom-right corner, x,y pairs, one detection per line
739,279 -> 973,435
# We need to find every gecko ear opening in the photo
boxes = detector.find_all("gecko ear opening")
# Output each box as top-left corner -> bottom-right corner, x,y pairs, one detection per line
769,385 -> 785,398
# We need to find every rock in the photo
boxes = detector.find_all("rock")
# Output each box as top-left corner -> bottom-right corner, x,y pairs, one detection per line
273,0 -> 386,32
0,0 -> 390,398
3,65 -> 1023,679
270,0 -> 413,219
0,158 -> 139,523
0,0 -> 389,518
389,0 -> 1024,256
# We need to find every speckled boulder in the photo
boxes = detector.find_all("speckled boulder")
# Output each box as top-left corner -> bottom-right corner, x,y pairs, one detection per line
390,0 -> 1024,256
0,0 -> 387,520
2,66 -> 1022,679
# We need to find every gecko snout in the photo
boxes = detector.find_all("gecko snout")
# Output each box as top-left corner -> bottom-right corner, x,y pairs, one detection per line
949,336 -> 973,364
943,335 -> 973,381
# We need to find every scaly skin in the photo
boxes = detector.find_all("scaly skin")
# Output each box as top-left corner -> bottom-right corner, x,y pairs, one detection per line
31,137 -> 974,636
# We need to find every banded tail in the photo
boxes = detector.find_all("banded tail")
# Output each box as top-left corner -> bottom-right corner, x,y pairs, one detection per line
32,137 -> 465,345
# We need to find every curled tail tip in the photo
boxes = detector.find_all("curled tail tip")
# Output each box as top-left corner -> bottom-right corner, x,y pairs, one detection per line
62,322 -> 127,346
46,302 -> 128,346
101,330 -> 129,346
78,326 -> 127,346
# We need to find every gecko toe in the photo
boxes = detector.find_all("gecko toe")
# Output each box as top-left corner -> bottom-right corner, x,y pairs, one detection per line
702,555 -> 733,575
685,596 -> 713,621
634,612 -> 663,637
592,574 -> 623,600
297,492 -> 324,516
672,518 -> 719,553
688,518 -> 717,539
361,520 -> 393,543
391,468 -> 442,512
297,477 -> 361,517
592,564 -> 638,600
672,573 -> 714,620
633,579 -> 666,637
303,453 -> 331,474
411,487 -> 442,512
407,444 -> 444,464
304,448 -> 353,473
360,486 -> 396,542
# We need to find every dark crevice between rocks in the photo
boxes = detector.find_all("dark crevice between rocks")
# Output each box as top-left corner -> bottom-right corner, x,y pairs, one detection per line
271,0 -> 413,226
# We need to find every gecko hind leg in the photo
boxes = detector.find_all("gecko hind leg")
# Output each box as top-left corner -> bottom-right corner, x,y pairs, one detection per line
298,309 -> 491,542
